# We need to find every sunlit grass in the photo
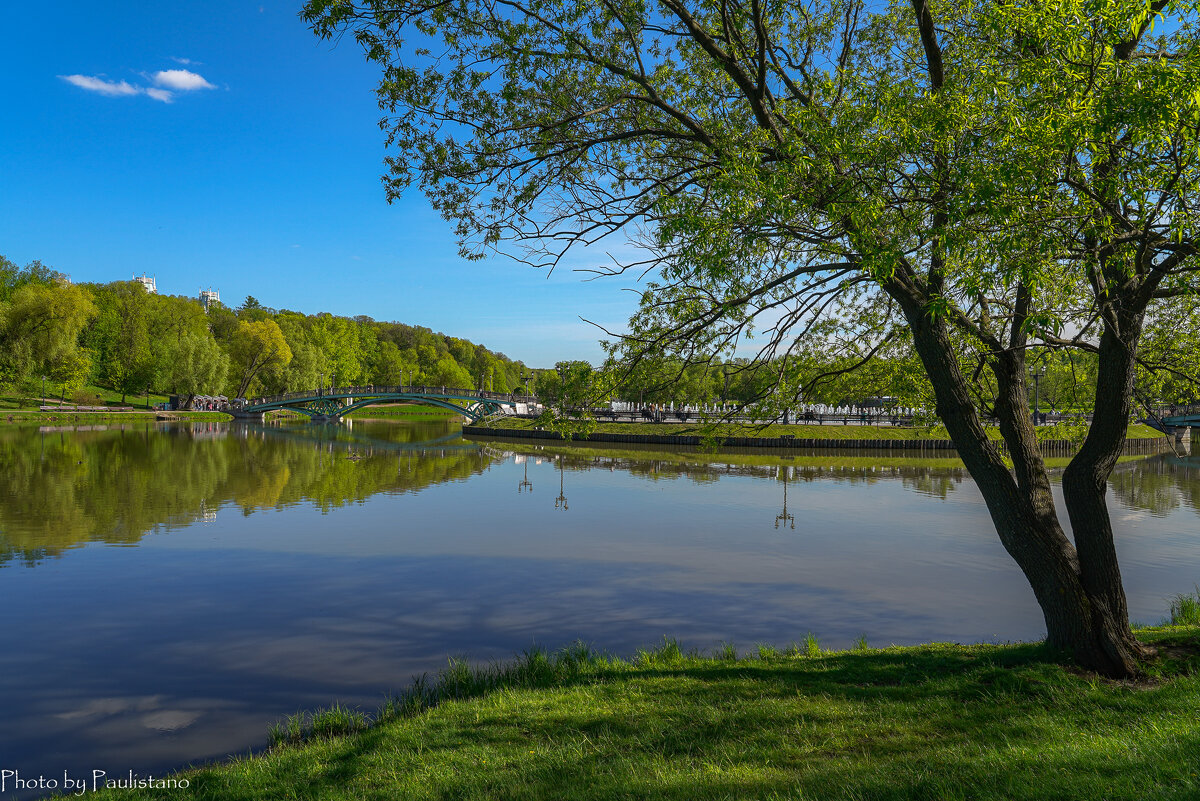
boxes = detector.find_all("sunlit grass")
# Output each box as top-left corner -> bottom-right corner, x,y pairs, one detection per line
1170,589 -> 1200,626
95,628 -> 1200,801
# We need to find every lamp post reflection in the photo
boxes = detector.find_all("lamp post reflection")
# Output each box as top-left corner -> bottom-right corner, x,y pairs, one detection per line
518,455 -> 533,493
555,455 -> 568,511
775,466 -> 795,530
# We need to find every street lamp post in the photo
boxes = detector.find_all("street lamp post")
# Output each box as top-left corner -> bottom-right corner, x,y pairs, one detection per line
1029,365 -> 1047,424
41,375 -> 46,407
146,385 -> 151,410
318,372 -> 324,396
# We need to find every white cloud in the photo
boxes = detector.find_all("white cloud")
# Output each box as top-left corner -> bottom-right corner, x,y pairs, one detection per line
60,67 -> 216,103
59,74 -> 142,97
152,69 -> 215,91
170,57 -> 199,66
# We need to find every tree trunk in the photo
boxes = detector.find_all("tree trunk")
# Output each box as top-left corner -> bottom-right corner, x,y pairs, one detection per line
893,288 -> 1145,678
1059,316 -> 1151,676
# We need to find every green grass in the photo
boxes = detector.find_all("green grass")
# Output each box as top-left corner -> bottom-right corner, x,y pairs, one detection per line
1170,589 -> 1200,627
481,416 -> 1166,442
0,382 -> 228,422
90,628 -> 1200,801
262,404 -> 461,421
1,410 -> 230,424
344,403 -> 461,419
0,383 -> 172,411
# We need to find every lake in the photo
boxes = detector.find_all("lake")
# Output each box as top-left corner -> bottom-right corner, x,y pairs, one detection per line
0,419 -> 1196,796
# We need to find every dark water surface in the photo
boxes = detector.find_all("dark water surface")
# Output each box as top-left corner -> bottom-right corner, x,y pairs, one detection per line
0,420 -> 1196,794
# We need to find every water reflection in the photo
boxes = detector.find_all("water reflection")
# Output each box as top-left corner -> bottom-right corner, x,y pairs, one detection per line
775,468 -> 795,530
555,455 -> 569,511
3,427 -> 1196,570
0,420 -> 490,567
1110,452 -> 1200,516
0,422 -> 1197,801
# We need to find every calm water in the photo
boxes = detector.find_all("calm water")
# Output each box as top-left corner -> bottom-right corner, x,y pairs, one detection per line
0,420 -> 1197,795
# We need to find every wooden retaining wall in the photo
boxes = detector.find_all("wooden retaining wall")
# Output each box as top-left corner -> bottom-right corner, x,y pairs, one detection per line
461,425 -> 1173,457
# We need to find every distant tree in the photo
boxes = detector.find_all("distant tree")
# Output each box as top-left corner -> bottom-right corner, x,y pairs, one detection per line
229,320 -> 292,398
0,256 -> 62,303
170,334 -> 230,409
86,282 -> 157,404
535,361 -> 595,410
372,340 -> 417,385
426,355 -> 474,389
0,280 -> 96,391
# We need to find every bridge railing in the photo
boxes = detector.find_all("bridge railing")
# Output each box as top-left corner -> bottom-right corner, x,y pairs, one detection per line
1149,404 -> 1200,420
245,385 -> 539,408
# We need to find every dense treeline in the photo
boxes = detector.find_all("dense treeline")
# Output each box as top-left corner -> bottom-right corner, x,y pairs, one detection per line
2,254 -> 1117,414
538,344 -> 1108,417
0,255 -> 531,406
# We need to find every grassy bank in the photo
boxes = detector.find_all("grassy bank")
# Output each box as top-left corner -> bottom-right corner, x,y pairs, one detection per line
482,439 -> 1162,471
262,404 -> 462,422
481,416 -> 1166,442
1,410 -> 230,424
344,403 -> 460,420
91,625 -> 1200,801
0,384 -> 171,412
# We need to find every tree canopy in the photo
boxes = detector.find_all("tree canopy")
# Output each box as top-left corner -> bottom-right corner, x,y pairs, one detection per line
305,0 -> 1200,676
0,257 -> 534,405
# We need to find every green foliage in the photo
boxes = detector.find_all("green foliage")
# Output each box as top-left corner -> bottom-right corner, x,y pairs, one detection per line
0,254 -> 531,403
0,276 -> 96,393
230,319 -> 293,398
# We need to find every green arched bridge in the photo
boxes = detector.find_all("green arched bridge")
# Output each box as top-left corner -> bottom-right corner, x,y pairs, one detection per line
232,384 -> 539,423
1161,405 -> 1200,429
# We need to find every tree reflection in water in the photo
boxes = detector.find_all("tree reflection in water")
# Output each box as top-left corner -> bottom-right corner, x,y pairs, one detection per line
0,420 -> 491,566
2,425 -> 1194,567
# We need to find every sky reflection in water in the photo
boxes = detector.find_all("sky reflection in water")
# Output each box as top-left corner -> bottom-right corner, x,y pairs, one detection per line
0,420 -> 1196,795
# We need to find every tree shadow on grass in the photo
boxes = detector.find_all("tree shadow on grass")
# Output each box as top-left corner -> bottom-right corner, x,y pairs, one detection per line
111,636 -> 1200,801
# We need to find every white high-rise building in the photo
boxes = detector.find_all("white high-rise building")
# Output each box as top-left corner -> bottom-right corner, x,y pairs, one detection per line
199,288 -> 220,311
133,273 -> 156,293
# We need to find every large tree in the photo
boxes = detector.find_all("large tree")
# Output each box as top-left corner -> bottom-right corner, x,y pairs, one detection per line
0,279 -> 96,392
306,0 -> 1200,676
229,319 -> 293,398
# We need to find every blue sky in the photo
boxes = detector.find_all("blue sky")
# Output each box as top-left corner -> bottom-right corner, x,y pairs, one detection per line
0,1 -> 640,366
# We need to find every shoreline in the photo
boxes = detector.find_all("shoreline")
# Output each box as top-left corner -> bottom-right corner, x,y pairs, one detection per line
1,410 -> 232,424
80,625 -> 1200,801
464,421 -> 1173,456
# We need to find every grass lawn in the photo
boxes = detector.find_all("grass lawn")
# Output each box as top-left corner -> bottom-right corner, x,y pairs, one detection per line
0,384 -> 170,411
480,416 -> 1166,442
345,403 -> 461,419
92,626 -> 1200,801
